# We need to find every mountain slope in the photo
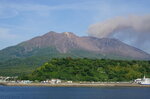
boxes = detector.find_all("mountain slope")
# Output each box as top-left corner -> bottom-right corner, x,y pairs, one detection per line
0,31 -> 150,61
0,31 -> 150,75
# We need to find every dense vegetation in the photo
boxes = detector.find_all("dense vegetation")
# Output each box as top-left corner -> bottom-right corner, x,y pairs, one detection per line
20,58 -> 150,82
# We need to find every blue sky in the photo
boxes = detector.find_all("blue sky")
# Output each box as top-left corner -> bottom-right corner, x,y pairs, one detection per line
0,0 -> 150,53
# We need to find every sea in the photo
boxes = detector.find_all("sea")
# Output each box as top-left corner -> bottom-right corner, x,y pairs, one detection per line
0,86 -> 150,99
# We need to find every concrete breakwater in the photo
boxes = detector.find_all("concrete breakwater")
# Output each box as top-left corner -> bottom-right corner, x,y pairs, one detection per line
1,82 -> 150,87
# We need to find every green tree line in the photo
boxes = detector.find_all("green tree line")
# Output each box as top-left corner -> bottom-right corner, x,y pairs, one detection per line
19,58 -> 150,81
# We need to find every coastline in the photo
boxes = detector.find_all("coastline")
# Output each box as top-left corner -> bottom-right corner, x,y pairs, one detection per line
1,83 -> 150,87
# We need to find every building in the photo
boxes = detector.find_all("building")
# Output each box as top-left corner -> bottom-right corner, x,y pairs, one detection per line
51,79 -> 61,84
134,76 -> 150,85
42,79 -> 62,84
19,80 -> 33,84
140,76 -> 150,85
134,78 -> 142,84
67,81 -> 73,83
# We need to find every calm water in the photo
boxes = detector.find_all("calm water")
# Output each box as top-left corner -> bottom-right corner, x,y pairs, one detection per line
0,86 -> 150,99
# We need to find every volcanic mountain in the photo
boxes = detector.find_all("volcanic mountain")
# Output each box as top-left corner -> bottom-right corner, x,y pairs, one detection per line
1,31 -> 150,59
0,31 -> 150,75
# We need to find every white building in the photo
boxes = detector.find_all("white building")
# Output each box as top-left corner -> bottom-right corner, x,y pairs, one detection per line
67,81 -> 72,83
19,80 -> 33,84
134,78 -> 142,84
134,76 -> 150,85
50,79 -> 61,84
140,76 -> 150,85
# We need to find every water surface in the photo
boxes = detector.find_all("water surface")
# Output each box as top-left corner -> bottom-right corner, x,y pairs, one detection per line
0,86 -> 150,99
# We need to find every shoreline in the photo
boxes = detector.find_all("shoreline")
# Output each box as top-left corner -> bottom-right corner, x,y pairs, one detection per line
1,83 -> 150,87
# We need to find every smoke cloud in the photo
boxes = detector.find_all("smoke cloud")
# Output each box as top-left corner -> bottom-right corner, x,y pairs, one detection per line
88,15 -> 150,53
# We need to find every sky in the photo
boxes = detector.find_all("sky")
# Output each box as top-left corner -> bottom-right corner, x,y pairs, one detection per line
0,0 -> 150,53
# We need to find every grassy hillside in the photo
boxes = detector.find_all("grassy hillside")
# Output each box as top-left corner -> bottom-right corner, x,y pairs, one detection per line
0,45 -> 148,76
0,48 -> 102,76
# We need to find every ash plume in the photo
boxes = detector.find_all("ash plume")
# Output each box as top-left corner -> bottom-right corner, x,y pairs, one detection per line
88,15 -> 150,53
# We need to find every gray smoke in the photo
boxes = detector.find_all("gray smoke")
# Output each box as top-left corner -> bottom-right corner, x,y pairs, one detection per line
88,15 -> 150,53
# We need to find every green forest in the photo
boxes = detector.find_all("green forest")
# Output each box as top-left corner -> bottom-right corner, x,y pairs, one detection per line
20,58 -> 150,82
